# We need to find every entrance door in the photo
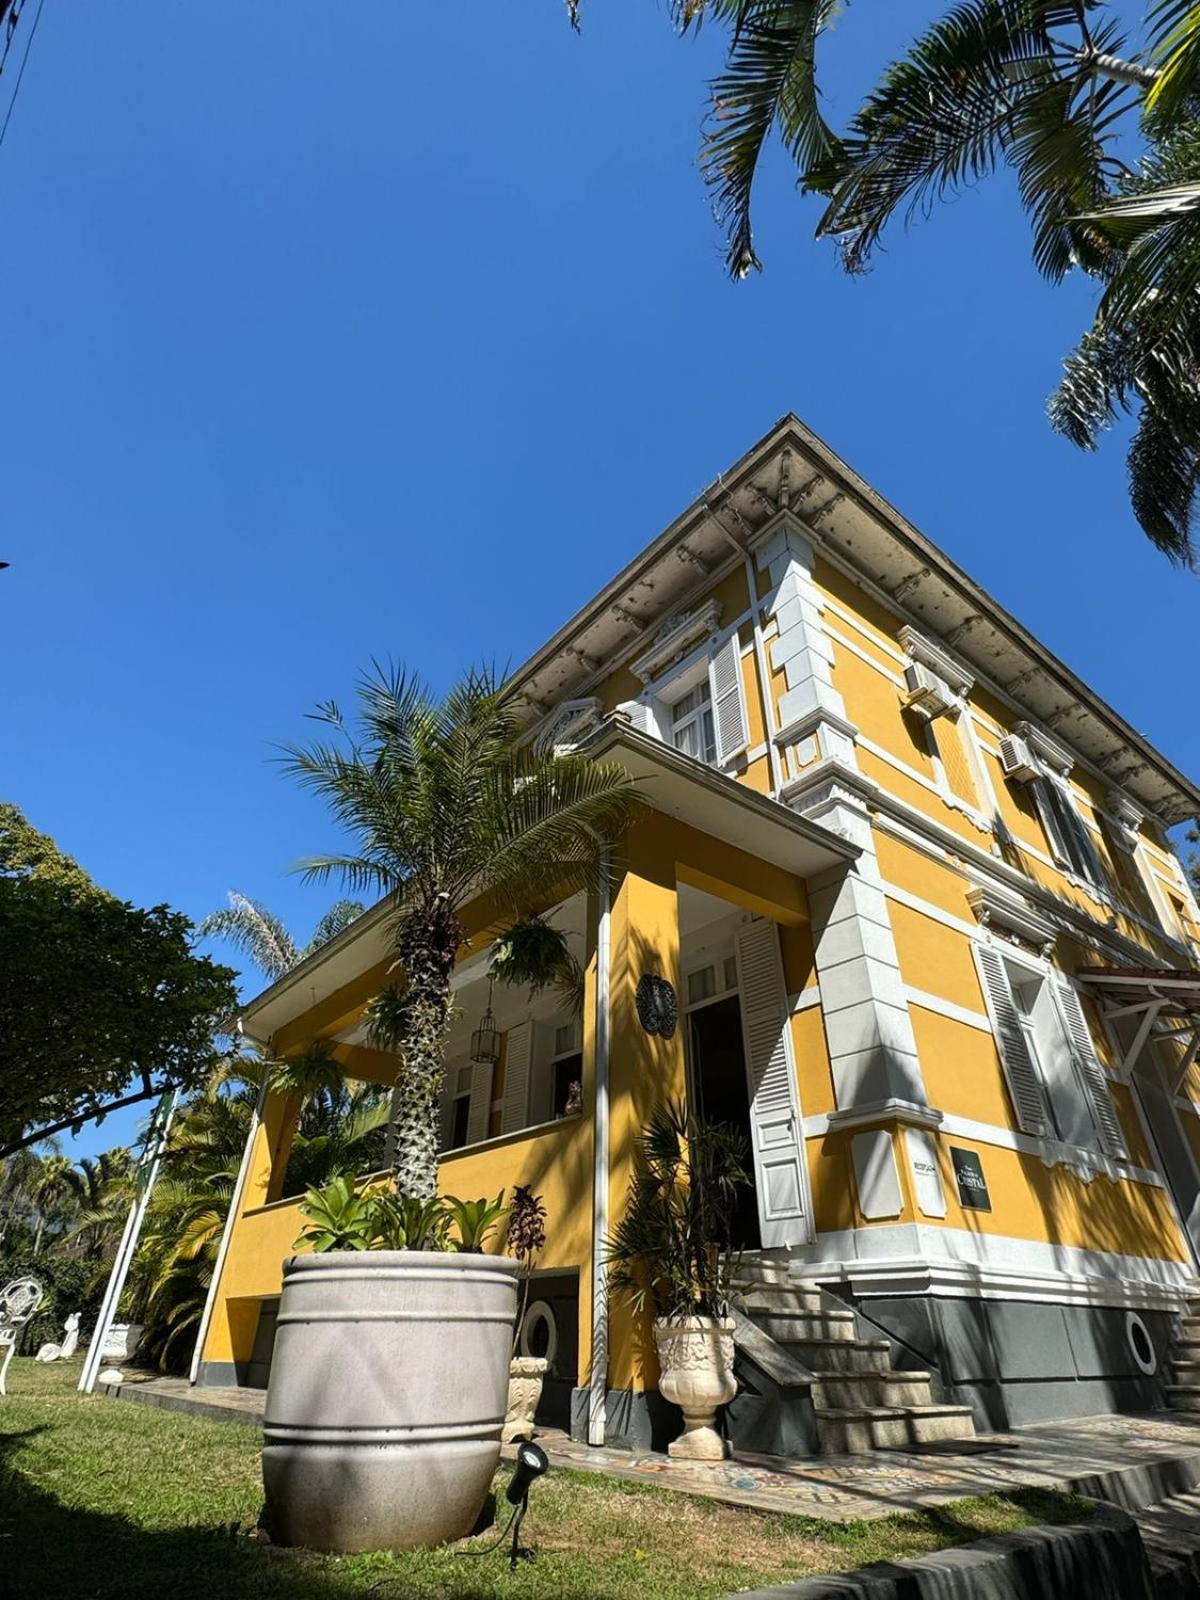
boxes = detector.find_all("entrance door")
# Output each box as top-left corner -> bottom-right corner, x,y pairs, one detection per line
734,918 -> 812,1249
688,995 -> 761,1249
1134,1050 -> 1200,1266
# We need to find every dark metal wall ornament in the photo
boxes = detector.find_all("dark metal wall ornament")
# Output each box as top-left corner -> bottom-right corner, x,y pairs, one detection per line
636,974 -> 677,1039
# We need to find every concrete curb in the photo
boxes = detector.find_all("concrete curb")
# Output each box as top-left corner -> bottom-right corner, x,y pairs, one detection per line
728,1504 -> 1153,1599
101,1380 -> 264,1428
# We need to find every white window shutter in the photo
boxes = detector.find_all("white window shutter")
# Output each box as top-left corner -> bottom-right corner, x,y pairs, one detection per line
734,918 -> 808,1247
500,1020 -> 533,1135
973,943 -> 1051,1137
708,633 -> 749,765
1053,977 -> 1129,1160
616,699 -> 653,736
1032,778 -> 1071,867
465,1058 -> 494,1146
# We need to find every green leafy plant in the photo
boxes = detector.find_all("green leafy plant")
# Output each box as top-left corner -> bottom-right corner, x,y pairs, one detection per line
605,1100 -> 750,1323
293,1177 -> 379,1252
443,1192 -> 510,1253
370,1192 -> 451,1251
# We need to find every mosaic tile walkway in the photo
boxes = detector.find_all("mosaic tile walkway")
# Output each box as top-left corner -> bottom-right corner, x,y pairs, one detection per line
102,1372 -> 1200,1521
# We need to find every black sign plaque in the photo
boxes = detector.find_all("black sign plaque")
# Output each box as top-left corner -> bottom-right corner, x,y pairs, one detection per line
950,1147 -> 991,1212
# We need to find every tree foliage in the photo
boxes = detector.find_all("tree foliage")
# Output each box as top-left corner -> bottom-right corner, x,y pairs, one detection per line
0,804 -> 239,1157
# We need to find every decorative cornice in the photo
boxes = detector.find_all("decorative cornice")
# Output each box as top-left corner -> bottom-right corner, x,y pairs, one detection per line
1015,720 -> 1074,776
966,879 -> 1058,953
773,705 -> 859,749
630,599 -> 722,684
898,625 -> 974,698
1108,789 -> 1145,834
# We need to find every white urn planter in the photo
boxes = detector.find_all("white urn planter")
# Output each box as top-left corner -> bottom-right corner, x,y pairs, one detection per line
654,1316 -> 737,1461
262,1250 -> 518,1553
503,1356 -> 549,1443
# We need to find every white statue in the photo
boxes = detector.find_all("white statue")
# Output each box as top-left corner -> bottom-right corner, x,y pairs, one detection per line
0,1277 -> 45,1395
34,1312 -> 80,1363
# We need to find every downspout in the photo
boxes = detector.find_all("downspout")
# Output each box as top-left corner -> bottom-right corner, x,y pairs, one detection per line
587,854 -> 612,1446
188,1024 -> 272,1386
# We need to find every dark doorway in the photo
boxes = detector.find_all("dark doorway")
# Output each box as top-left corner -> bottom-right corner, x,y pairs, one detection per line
687,994 -> 760,1249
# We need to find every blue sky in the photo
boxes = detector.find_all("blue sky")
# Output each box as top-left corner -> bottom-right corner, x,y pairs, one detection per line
5,3 -> 1194,1158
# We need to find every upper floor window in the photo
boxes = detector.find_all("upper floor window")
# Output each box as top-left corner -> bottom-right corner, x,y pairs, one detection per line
671,681 -> 718,765
1031,773 -> 1105,891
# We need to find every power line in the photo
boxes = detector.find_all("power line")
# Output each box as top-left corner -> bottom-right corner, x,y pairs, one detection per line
0,0 -> 45,155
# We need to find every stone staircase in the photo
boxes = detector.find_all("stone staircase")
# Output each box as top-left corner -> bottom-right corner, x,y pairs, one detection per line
1163,1297 -> 1200,1413
734,1256 -> 977,1454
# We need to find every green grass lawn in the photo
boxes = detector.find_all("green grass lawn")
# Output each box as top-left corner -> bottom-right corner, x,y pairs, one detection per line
1,1360 -> 1090,1600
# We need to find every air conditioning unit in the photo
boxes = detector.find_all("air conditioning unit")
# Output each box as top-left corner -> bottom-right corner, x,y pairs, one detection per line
999,734 -> 1040,782
903,661 -> 956,721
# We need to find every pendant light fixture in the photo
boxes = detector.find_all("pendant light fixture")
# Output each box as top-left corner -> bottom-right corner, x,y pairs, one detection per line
470,975 -> 502,1066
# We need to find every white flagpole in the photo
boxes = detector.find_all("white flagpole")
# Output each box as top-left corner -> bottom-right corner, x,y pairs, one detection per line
79,1088 -> 177,1395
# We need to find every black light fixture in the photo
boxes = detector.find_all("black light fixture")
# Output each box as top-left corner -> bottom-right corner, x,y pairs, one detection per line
469,975 -> 501,1066
636,973 -> 678,1038
505,1439 -> 549,1568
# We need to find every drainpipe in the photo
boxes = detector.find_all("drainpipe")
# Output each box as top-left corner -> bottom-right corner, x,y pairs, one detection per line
188,1023 -> 271,1386
587,854 -> 612,1446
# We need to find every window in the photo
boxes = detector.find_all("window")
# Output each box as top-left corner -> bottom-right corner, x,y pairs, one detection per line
550,1020 -> 582,1119
670,681 -> 717,766
1033,775 -> 1105,889
1007,967 -> 1101,1153
686,955 -> 738,1007
929,712 -> 980,810
444,1064 -> 472,1152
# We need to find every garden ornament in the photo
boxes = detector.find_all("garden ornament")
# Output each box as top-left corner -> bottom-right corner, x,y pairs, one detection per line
35,1311 -> 81,1363
0,1277 -> 45,1395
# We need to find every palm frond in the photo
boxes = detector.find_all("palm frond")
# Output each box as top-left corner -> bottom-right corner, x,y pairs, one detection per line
1146,0 -> 1200,127
700,0 -> 842,277
304,899 -> 366,956
198,892 -> 299,983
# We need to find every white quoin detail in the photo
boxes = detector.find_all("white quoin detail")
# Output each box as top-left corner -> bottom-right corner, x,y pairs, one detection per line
734,918 -> 811,1248
708,632 -> 750,765
500,1021 -> 533,1136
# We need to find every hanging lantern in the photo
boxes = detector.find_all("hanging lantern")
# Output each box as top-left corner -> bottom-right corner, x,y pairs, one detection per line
470,975 -> 502,1065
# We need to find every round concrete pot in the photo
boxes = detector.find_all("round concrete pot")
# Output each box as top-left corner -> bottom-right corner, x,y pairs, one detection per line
262,1250 -> 518,1553
654,1316 -> 737,1461
503,1355 -> 549,1443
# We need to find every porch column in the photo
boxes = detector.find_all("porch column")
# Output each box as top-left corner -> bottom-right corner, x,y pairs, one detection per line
602,814 -> 687,1446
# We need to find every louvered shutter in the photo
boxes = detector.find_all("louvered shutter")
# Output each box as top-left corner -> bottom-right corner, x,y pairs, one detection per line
1053,977 -> 1129,1160
500,1021 -> 533,1135
734,918 -> 808,1247
973,943 -> 1051,1137
1032,778 -> 1072,867
616,699 -> 653,736
465,1058 -> 494,1146
708,633 -> 749,765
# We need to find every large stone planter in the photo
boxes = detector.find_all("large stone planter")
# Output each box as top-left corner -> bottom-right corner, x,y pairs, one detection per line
503,1356 -> 549,1442
654,1315 -> 737,1461
262,1250 -> 518,1553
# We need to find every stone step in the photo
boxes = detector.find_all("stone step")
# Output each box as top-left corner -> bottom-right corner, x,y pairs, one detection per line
1165,1386 -> 1200,1413
779,1336 -> 892,1375
1174,1339 -> 1200,1361
1170,1361 -> 1200,1385
752,1308 -> 858,1344
1179,1317 -> 1200,1340
815,1404 -> 976,1455
736,1285 -> 827,1315
813,1370 -> 936,1410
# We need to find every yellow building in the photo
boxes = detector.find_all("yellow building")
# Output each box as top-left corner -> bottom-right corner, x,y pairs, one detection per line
193,416 -> 1200,1447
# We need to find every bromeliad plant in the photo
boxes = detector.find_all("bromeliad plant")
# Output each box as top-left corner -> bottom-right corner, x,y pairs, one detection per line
295,1181 -> 508,1254
606,1101 -> 750,1323
281,663 -> 640,1216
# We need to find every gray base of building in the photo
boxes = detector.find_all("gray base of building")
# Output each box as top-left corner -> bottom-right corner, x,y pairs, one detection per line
843,1291 -> 1176,1431
570,1386 -> 685,1453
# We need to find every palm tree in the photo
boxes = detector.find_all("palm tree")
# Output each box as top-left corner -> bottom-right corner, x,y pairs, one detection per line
650,0 -> 1200,559
60,1150 -> 134,1261
198,892 -> 365,984
280,662 -> 641,1201
28,1154 -> 74,1255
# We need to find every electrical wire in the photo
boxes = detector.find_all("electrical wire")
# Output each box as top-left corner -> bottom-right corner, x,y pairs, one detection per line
0,0 -> 45,154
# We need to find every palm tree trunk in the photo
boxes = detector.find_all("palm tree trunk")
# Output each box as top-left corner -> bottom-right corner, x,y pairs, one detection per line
391,895 -> 462,1201
1076,48 -> 1158,91
32,1215 -> 44,1255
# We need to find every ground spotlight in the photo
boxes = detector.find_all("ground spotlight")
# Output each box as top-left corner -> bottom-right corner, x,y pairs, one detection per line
505,1439 -> 549,1567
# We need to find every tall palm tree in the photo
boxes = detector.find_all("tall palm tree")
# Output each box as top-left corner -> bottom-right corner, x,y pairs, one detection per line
280,662 -> 641,1200
198,892 -> 365,984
